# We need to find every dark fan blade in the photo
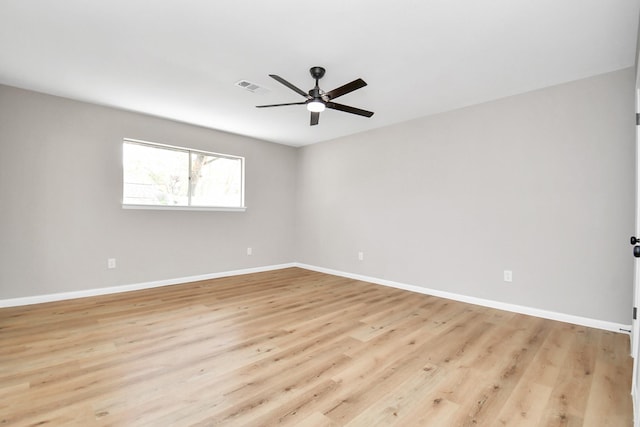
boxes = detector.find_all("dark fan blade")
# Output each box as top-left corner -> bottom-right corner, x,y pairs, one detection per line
269,75 -> 310,98
310,111 -> 319,126
256,102 -> 307,108
325,78 -> 367,100
326,101 -> 374,117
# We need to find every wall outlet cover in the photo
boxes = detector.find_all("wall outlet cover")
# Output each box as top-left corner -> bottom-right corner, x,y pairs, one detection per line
503,270 -> 513,282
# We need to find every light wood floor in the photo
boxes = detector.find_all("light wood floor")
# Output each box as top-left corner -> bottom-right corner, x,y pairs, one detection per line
0,268 -> 632,426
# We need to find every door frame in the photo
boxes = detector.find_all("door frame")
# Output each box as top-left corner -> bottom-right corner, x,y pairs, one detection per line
632,74 -> 640,427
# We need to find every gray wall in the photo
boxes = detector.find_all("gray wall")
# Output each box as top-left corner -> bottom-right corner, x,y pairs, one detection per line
296,68 -> 636,324
0,85 -> 297,298
1,68 -> 635,325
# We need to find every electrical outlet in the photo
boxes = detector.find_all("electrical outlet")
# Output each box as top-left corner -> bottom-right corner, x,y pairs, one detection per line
247,247 -> 252,256
358,251 -> 364,261
503,270 -> 512,282
107,258 -> 116,269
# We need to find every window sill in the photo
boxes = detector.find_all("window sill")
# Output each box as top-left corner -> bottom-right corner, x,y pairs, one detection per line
122,204 -> 247,212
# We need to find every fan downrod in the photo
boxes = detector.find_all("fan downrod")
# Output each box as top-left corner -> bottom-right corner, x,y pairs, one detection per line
310,66 -> 326,80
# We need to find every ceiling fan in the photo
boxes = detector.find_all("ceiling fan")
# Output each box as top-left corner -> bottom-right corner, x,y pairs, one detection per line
256,66 -> 374,126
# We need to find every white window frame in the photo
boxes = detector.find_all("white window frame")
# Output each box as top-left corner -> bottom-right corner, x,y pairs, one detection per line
122,138 -> 246,212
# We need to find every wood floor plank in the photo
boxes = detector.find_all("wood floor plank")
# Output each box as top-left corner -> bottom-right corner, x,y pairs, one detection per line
0,267 -> 632,426
342,362 -> 445,426
582,331 -> 633,426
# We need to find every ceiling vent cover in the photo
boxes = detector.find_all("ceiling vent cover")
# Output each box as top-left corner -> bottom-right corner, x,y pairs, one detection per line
235,80 -> 269,94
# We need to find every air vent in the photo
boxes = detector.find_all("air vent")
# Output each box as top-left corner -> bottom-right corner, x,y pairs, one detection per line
235,80 -> 270,94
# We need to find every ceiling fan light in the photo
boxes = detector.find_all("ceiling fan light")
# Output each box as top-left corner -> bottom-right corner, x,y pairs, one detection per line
307,100 -> 325,112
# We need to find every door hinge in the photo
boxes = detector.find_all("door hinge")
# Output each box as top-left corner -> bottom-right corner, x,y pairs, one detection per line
636,113 -> 640,125
634,307 -> 637,320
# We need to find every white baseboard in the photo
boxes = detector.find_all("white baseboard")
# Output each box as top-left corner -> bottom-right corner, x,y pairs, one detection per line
0,263 -> 297,308
1,262 -> 631,335
294,263 -> 631,334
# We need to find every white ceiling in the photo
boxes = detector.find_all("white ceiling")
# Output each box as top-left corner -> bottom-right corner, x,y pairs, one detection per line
0,1 -> 638,147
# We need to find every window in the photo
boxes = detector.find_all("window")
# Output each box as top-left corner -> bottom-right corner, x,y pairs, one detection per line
122,139 -> 245,210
